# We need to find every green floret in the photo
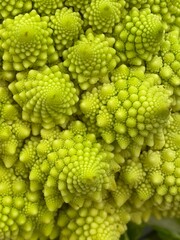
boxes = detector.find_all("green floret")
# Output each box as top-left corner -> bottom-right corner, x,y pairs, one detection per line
164,113 -> 180,151
49,7 -> 83,55
27,121 -> 119,210
64,0 -> 91,14
147,29 -> 180,111
58,200 -> 130,240
124,0 -> 149,9
0,0 -> 179,238
12,161 -> 29,180
148,0 -> 180,26
51,132 -> 116,208
111,179 -> 132,208
112,157 -> 153,209
0,164 -> 56,240
84,0 -> 125,33
0,84 -> 31,168
0,10 -> 58,71
114,7 -> 164,65
0,69 -> 16,84
20,137 -> 41,169
32,0 -> 64,15
63,29 -> 119,89
112,113 -> 180,218
9,65 -> 79,129
141,148 -> 180,219
161,30 -> 180,110
0,29 -> 16,81
0,119 -> 30,168
127,202 -> 152,225
129,148 -> 180,221
112,148 -> 180,214
0,30 -> 3,67
80,65 -> 172,155
80,87 -> 101,135
0,0 -> 32,19
20,127 -> 62,191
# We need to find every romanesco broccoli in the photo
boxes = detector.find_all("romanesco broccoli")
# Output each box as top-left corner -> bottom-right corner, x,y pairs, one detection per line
0,0 -> 179,239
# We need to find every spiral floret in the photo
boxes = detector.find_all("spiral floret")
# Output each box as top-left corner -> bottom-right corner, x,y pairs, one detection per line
0,164 -> 55,240
0,85 -> 31,168
32,0 -> 64,15
147,0 -> 180,25
27,122 -> 118,210
63,29 -> 119,89
0,0 -> 32,19
113,153 -> 156,207
147,30 -> 180,111
9,65 -> 79,129
45,128 -> 118,209
140,148 -> 180,218
113,147 -> 180,217
114,7 -> 164,65
84,0 -> 125,33
0,120 -> 31,168
0,10 -> 58,71
19,137 -> 41,169
58,200 -> 130,240
124,0 -> 148,9
130,113 -> 180,220
80,65 -> 172,154
64,0 -> 91,13
27,127 -> 62,192
160,30 -> 180,111
49,8 -> 83,54
0,36 -> 3,67
164,113 -> 180,151
112,114 -> 180,218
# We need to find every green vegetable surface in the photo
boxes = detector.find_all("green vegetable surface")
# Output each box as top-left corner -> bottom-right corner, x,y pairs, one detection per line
0,0 -> 179,239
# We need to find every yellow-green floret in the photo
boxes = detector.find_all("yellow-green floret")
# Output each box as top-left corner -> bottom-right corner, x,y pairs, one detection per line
147,29 -> 180,111
0,0 -> 32,19
0,10 -> 58,71
21,121 -> 119,211
58,200 -> 130,240
32,0 -> 64,15
63,29 -> 119,89
8,65 -> 79,129
112,113 -> 180,219
64,0 -> 91,14
114,7 -> 164,65
49,7 -> 83,55
0,0 -> 179,239
148,0 -> 180,26
124,0 -> 149,9
84,0 -> 125,33
0,163 -> 56,240
80,65 -> 172,155
0,83 -> 31,168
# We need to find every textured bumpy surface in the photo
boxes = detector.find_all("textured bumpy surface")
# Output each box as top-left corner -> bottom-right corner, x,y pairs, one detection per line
0,0 -> 32,19
80,65 -> 172,155
63,29 -> 119,89
0,0 -> 179,239
0,163 -> 56,240
0,10 -> 58,71
84,0 -> 125,33
114,7 -> 164,64
58,200 -> 130,240
8,65 -> 79,129
32,0 -> 64,15
23,122 -> 119,210
0,83 -> 31,168
49,8 -> 83,54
